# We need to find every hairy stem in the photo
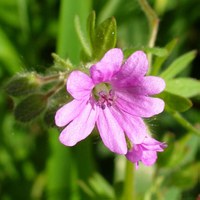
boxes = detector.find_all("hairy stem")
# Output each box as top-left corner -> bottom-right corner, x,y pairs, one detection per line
36,72 -> 68,84
45,81 -> 65,98
171,112 -> 200,136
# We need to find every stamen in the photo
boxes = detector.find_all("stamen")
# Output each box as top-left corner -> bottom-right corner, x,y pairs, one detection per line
96,90 -> 115,109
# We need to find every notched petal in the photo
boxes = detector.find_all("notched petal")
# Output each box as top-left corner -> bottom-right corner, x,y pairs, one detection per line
141,76 -> 166,95
90,48 -> 123,84
67,70 -> 94,100
119,51 -> 149,79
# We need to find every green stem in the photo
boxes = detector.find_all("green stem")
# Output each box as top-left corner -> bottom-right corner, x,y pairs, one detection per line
45,81 -> 65,98
36,72 -> 68,84
171,112 -> 200,136
51,53 -> 74,71
122,160 -> 135,200
148,18 -> 159,50
138,0 -> 159,68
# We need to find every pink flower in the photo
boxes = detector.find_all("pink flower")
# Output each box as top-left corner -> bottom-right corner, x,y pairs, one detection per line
55,48 -> 165,155
126,136 -> 167,169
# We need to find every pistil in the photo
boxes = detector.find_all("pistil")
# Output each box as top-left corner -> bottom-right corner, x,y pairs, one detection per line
93,83 -> 115,109
96,90 -> 115,109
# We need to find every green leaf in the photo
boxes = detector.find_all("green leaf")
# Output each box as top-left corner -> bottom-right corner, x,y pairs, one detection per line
180,134 -> 200,165
51,53 -> 73,71
0,29 -> 21,74
86,12 -> 117,61
88,173 -> 115,198
44,106 -> 57,127
168,163 -> 200,190
158,91 -> 192,112
56,0 -> 91,64
5,73 -> 39,97
166,78 -> 200,98
98,0 -> 121,23
78,180 -> 95,198
171,112 -> 200,137
74,15 -> 92,58
160,50 -> 197,80
14,94 -> 47,122
92,17 -> 117,60
143,47 -> 168,57
152,38 -> 178,75
123,46 -> 168,59
87,11 -> 96,48
164,134 -> 199,168
163,187 -> 181,200
0,0 -> 19,28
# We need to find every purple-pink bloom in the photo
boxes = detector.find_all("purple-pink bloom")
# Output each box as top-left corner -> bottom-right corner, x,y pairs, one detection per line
55,48 -> 165,155
126,136 -> 167,169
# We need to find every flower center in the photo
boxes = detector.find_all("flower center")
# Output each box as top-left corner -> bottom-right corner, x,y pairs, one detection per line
93,83 -> 115,109
96,90 -> 115,109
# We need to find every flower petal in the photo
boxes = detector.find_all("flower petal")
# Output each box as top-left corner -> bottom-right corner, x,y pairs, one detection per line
116,91 -> 165,117
110,106 -> 147,144
126,145 -> 143,163
90,48 -> 123,84
113,76 -> 165,96
97,107 -> 127,154
141,151 -> 157,166
55,100 -> 86,127
139,76 -> 165,95
116,51 -> 148,80
142,137 -> 167,151
67,71 -> 94,100
59,103 -> 97,146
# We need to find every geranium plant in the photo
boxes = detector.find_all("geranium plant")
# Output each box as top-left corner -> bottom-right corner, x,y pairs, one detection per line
4,0 -> 200,199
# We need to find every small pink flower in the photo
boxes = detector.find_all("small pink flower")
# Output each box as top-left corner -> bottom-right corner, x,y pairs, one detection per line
126,136 -> 167,169
55,48 -> 165,155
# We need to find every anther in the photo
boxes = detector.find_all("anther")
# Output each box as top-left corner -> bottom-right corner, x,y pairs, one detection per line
96,90 -> 115,109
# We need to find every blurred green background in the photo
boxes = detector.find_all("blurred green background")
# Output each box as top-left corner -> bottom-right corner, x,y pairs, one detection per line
0,0 -> 200,199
